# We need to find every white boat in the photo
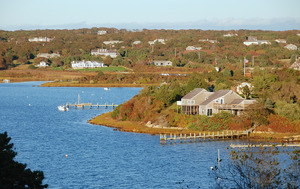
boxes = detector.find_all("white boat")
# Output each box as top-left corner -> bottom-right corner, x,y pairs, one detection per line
104,87 -> 110,91
58,105 -> 69,111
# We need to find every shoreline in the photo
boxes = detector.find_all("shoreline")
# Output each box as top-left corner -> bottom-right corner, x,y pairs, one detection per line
41,82 -> 150,88
89,112 -> 300,142
3,80 -> 299,142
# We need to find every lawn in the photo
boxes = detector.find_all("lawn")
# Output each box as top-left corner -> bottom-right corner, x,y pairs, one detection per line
71,66 -> 128,72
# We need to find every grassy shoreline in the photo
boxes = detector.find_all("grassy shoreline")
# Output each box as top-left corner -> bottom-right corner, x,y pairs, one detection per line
41,82 -> 150,88
89,112 -> 299,141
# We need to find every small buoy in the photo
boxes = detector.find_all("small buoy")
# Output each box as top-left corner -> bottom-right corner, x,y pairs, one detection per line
65,154 -> 68,158
29,104 -> 31,106
82,91 -> 84,93
210,166 -> 214,170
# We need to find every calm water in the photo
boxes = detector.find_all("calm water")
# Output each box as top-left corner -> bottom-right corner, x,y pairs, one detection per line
1,81 -> 250,188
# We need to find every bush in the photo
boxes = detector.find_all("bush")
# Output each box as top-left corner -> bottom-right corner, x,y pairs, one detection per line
268,114 -> 296,133
28,65 -> 37,69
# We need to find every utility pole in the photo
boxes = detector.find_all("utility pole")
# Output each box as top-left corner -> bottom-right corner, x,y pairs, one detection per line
244,57 -> 246,77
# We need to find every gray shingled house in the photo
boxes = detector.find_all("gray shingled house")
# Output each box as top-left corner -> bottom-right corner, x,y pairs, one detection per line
181,88 -> 256,116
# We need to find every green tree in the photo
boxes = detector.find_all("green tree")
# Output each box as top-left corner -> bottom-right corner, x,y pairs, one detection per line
185,73 -> 208,93
275,101 -> 300,121
241,85 -> 252,99
0,132 -> 48,188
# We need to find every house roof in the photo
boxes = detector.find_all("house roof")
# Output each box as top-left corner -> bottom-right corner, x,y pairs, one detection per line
229,99 -> 244,104
200,90 -> 231,105
182,88 -> 206,99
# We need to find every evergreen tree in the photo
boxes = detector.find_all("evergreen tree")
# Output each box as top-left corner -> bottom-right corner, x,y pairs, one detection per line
0,132 -> 48,188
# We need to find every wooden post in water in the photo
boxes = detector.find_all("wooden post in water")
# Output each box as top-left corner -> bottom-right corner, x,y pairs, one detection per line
213,132 -> 215,141
189,133 -> 192,143
199,132 -> 201,142
222,131 -> 225,139
170,133 -> 173,144
160,134 -> 166,144
174,134 -> 177,144
203,133 -> 206,141
180,133 -> 182,143
184,134 -> 187,143
194,133 -> 196,142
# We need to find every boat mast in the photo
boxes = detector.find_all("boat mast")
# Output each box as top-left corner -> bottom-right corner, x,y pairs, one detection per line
78,94 -> 80,104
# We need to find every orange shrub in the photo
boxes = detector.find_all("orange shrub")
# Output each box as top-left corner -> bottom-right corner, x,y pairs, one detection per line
267,114 -> 296,133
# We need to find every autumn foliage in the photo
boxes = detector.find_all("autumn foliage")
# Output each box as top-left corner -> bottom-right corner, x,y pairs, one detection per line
267,114 -> 296,133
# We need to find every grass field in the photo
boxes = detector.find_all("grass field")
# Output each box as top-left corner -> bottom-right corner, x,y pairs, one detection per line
70,66 -> 128,72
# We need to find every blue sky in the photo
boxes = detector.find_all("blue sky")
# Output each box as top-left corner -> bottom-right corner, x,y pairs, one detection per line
1,0 -> 300,30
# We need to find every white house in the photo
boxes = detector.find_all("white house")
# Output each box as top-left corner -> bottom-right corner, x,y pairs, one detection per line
37,61 -> 49,68
71,60 -> 106,69
275,39 -> 286,43
243,36 -> 270,46
37,53 -> 60,59
103,41 -> 123,45
28,37 -> 53,42
223,33 -> 238,37
132,41 -> 141,45
284,44 -> 298,50
153,60 -> 172,66
199,39 -> 218,43
290,61 -> 300,71
97,30 -> 107,35
148,39 -> 166,45
91,49 -> 119,58
186,46 -> 202,51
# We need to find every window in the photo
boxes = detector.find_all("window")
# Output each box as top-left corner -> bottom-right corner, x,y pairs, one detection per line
182,100 -> 185,104
220,99 -> 224,104
192,100 -> 195,104
207,109 -> 212,116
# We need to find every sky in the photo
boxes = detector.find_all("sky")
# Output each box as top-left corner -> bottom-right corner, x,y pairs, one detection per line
1,0 -> 300,31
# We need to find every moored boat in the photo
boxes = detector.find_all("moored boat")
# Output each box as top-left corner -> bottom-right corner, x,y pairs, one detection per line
58,105 -> 69,111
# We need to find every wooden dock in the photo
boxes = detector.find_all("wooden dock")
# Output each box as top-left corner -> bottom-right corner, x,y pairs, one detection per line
65,94 -> 118,109
160,130 -> 250,144
66,103 -> 117,109
230,143 -> 300,148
